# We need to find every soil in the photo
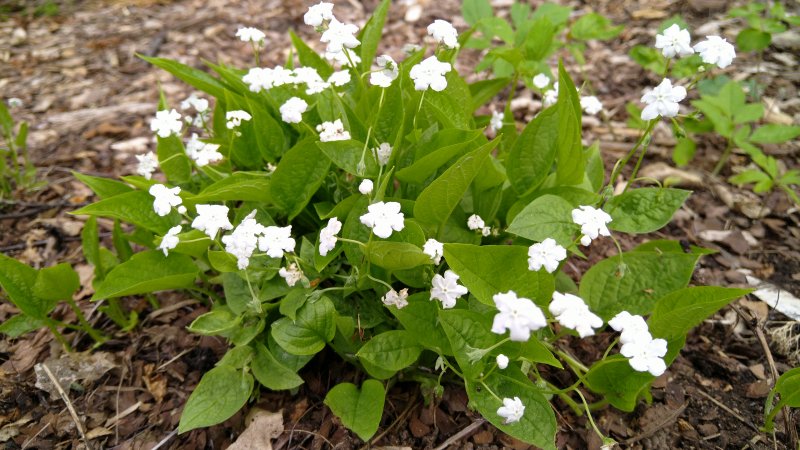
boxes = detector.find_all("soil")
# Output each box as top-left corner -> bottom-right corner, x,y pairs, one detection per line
1,0 -> 799,449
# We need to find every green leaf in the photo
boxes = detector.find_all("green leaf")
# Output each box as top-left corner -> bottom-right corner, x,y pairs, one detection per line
365,241 -> 432,271
191,172 -> 271,203
469,78 -> 510,112
72,172 -> 133,199
92,251 -> 198,300
141,55 -> 228,99
395,129 -> 482,184
187,308 -> 240,335
0,254 -> 52,319
736,28 -> 771,52
271,296 -> 336,355
414,137 -> 497,228
359,0 -> 390,73
270,140 -> 331,220
766,368 -> 800,430
579,248 -> 701,320
389,293 -> 452,354
317,140 -> 379,178
33,263 -> 79,302
443,244 -> 555,307
462,0 -> 493,26
584,356 -> 654,411
0,314 -> 44,338
156,134 -> 192,184
605,188 -> 691,234
466,371 -> 557,450
570,13 -> 623,41
750,124 -> 800,144
478,17 -> 515,44
324,380 -> 385,441
424,73 -> 473,129
71,190 -> 179,235
506,194 -> 577,248
507,107 -> 558,195
555,62 -> 584,185
251,342 -> 305,391
672,137 -> 696,166
81,216 -> 105,280
357,330 -> 423,377
178,365 -> 253,433
438,309 -> 495,379
648,286 -> 751,362
290,31 -> 333,78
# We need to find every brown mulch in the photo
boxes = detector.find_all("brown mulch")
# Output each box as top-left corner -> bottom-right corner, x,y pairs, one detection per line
1,0 -> 799,449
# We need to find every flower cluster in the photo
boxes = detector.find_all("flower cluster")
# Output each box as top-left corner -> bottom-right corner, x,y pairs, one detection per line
609,312 -> 668,376
640,24 -> 736,121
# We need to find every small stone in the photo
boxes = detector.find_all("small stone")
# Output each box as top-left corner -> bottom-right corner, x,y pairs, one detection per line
745,380 -> 771,398
11,27 -> 27,46
698,422 -> 719,437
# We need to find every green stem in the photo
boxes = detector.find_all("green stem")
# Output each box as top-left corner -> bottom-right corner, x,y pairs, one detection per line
65,297 -> 107,344
712,138 -> 734,176
45,320 -> 71,351
575,389 -> 613,444
603,120 -> 656,197
412,90 -> 426,131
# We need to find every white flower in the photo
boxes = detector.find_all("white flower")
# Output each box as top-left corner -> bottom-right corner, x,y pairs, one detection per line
409,56 -> 451,92
221,210 -> 265,270
527,238 -> 567,273
325,49 -> 361,67
382,288 -> 409,309
373,142 -> 392,166
236,26 -> 265,43
693,36 -> 736,69
280,97 -> 308,124
621,335 -> 668,376
321,19 -> 360,54
640,78 -> 687,121
316,119 -> 351,142
304,1 -> 335,27
279,263 -> 304,287
150,109 -> 182,138
359,179 -> 374,195
258,225 -> 296,258
7,98 -> 23,108
580,95 -> 603,115
467,214 -> 485,231
490,111 -> 504,133
226,110 -> 252,129
181,94 -> 209,113
135,152 -> 158,180
243,68 -> 272,92
533,73 -> 550,89
319,217 -> 342,256
481,226 -> 491,237
370,55 -> 399,88
608,311 -> 651,345
655,24 -> 694,58
328,70 -> 351,86
496,354 -> 509,369
571,205 -> 612,246
423,238 -> 444,265
491,290 -> 547,342
360,201 -> 405,238
497,397 -> 525,424
430,270 -> 468,309
185,133 -> 223,167
149,184 -> 183,217
542,89 -> 558,107
159,225 -> 182,256
266,162 -> 277,174
427,19 -> 459,49
191,204 -> 233,238
548,292 -> 604,338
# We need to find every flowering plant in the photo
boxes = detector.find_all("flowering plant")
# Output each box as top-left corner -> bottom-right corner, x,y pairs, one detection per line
63,0 -> 755,446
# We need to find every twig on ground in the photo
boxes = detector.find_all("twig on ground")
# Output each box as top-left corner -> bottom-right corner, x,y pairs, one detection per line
150,428 -> 179,450
290,429 -> 334,449
432,419 -> 486,450
624,403 -> 687,445
21,422 -> 51,449
731,303 -> 798,448
362,390 -> 419,449
41,362 -> 93,450
692,388 -> 759,432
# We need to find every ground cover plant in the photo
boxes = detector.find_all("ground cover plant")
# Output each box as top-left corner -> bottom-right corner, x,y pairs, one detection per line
1,0 -> 798,448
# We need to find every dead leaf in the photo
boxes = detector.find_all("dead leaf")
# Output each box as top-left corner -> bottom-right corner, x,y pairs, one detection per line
227,409 -> 283,450
34,352 -> 116,398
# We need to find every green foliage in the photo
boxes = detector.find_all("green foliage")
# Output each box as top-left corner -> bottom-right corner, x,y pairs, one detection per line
324,380 -> 385,441
0,99 -> 37,198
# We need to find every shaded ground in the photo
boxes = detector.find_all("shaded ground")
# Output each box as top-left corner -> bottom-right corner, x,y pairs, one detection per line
1,0 -> 799,449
